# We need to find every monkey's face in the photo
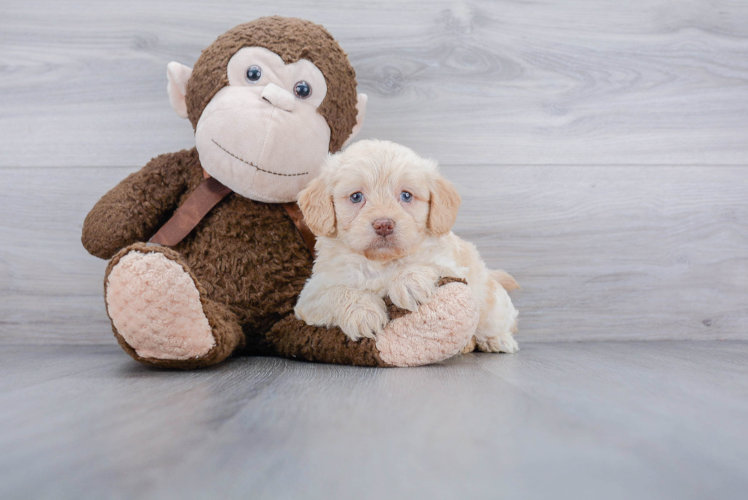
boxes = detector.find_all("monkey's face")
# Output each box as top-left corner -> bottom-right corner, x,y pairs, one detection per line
194,47 -> 332,203
167,18 -> 367,203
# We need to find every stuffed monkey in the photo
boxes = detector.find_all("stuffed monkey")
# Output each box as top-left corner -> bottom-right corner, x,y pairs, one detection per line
81,17 -> 479,369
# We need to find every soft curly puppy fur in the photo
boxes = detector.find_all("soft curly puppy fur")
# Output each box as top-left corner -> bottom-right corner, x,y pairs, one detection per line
295,140 -> 519,353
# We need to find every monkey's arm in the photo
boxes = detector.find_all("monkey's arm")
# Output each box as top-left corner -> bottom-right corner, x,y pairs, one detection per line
265,278 -> 479,367
82,149 -> 200,260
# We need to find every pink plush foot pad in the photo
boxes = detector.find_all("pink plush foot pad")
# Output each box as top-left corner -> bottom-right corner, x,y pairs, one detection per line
376,282 -> 479,367
105,250 -> 215,360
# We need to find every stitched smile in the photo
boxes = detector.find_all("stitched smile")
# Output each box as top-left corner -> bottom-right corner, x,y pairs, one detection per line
211,139 -> 309,177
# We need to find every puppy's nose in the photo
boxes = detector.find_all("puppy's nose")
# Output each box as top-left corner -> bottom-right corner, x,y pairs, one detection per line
372,218 -> 395,236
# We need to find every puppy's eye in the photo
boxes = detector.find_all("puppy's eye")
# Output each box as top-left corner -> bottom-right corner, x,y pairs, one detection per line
245,65 -> 262,83
400,191 -> 413,203
350,192 -> 364,203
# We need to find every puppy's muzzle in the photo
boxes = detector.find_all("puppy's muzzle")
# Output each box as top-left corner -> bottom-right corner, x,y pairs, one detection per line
372,218 -> 395,236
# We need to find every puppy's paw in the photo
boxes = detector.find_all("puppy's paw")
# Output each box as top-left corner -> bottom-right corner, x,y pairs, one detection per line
387,267 -> 439,312
294,295 -> 334,328
338,294 -> 389,341
477,333 -> 519,354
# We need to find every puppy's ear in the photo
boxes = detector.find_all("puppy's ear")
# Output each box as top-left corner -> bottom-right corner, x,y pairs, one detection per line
298,177 -> 336,237
428,176 -> 461,236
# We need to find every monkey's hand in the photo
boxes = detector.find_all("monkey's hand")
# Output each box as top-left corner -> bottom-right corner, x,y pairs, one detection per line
386,266 -> 440,312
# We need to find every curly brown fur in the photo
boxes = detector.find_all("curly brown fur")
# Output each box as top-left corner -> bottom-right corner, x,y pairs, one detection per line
172,188 -> 313,333
187,16 -> 358,153
82,149 -> 202,260
265,316 -> 389,367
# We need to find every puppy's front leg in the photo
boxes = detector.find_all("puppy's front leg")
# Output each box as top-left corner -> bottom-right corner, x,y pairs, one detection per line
336,289 -> 389,341
295,283 -> 388,341
387,266 -> 440,312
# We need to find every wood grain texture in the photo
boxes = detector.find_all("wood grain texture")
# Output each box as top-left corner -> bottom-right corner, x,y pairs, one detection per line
1,0 -> 748,167
1,342 -> 747,499
1,165 -> 746,344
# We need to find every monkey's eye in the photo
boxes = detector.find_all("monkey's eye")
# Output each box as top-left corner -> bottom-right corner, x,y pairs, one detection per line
294,81 -> 312,99
245,65 -> 262,83
400,191 -> 413,203
350,192 -> 364,204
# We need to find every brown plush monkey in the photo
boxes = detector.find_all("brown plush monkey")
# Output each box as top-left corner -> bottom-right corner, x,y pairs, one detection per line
81,17 -> 479,369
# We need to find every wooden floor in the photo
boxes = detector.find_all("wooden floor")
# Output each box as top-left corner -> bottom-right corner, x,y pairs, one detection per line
2,0 -> 748,498
1,342 -> 747,500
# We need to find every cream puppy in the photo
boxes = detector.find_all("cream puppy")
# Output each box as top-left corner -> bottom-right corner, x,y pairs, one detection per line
294,140 -> 519,353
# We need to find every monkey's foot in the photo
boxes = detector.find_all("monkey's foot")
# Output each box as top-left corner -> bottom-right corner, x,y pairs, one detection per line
376,279 -> 479,367
105,243 -> 243,369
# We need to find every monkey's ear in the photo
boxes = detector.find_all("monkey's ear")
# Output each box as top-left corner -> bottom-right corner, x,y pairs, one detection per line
342,93 -> 368,148
166,62 -> 193,119
297,177 -> 336,237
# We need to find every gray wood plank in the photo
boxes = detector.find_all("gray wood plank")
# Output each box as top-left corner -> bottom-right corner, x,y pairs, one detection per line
1,165 -> 746,344
1,0 -> 748,167
0,342 -> 746,500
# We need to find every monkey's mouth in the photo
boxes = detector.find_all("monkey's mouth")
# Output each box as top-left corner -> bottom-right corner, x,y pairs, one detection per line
211,139 -> 309,177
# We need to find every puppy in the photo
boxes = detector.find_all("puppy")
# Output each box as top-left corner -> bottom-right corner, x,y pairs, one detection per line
294,140 -> 519,353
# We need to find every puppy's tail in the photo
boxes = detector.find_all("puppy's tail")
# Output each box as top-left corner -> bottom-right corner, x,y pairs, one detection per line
489,269 -> 520,292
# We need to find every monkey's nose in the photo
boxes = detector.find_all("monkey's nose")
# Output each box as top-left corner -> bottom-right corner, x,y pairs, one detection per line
372,218 -> 395,236
261,83 -> 296,112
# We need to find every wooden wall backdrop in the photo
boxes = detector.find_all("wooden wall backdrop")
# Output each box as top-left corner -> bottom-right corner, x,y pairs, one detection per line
1,0 -> 747,344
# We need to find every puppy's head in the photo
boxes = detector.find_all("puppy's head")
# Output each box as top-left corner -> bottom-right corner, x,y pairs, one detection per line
297,140 -> 461,261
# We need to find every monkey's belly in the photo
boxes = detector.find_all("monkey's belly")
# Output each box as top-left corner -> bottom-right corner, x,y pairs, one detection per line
173,194 -> 313,333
